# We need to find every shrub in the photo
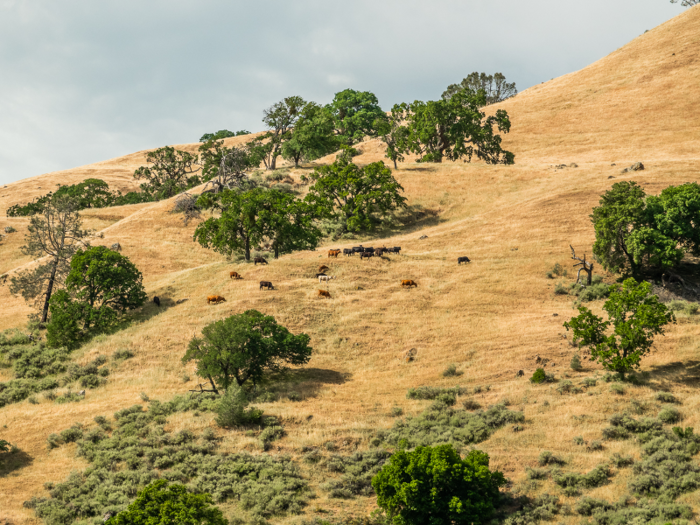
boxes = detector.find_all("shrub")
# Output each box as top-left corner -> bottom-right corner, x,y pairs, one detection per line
113,349 -> 134,361
530,368 -> 553,384
406,385 -> 466,400
538,451 -> 565,466
610,453 -> 634,468
46,433 -> 63,450
582,377 -> 597,387
372,444 -> 506,525
552,464 -> 611,490
556,380 -> 573,394
215,385 -> 262,428
525,467 -> 548,480
441,363 -> 462,377
609,383 -> 625,395
55,390 -> 83,404
79,374 -> 100,388
658,407 -> 682,424
570,353 -> 582,371
390,406 -> 403,417
655,391 -> 677,404
59,425 -> 83,443
28,395 -> 39,404
322,450 -> 391,498
259,426 -> 285,450
573,436 -> 585,445
462,398 -> 481,411
554,282 -> 568,295
139,392 -> 150,402
577,283 -> 612,302
287,391 -> 301,401
588,440 -> 603,451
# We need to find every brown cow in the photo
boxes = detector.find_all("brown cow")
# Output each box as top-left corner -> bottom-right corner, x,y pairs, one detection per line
207,295 -> 227,304
318,265 -> 330,273
260,281 -> 274,290
328,250 -> 341,258
401,280 -> 418,288
318,289 -> 331,298
229,271 -> 242,279
254,257 -> 268,265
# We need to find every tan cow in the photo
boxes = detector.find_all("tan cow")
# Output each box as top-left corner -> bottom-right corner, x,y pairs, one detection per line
318,290 -> 331,298
229,271 -> 242,279
401,280 -> 418,288
207,295 -> 227,304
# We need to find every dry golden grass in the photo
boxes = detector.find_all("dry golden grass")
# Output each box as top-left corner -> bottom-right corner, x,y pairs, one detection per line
1,7 -> 700,524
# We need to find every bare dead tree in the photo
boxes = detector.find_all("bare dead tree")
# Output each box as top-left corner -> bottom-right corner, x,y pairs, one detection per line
570,245 -> 594,286
9,196 -> 92,323
202,147 -> 253,194
170,192 -> 202,225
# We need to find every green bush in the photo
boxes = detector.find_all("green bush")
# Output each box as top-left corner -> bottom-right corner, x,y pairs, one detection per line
610,453 -> 634,468
59,425 -> 83,443
658,407 -> 682,424
529,368 -> 553,384
538,451 -> 565,466
372,444 -> 506,525
80,374 -> 101,388
570,353 -> 582,371
582,377 -> 597,387
576,282 -> 612,302
406,385 -> 467,400
525,467 -> 548,480
214,385 -> 262,428
390,406 -> 403,417
259,426 -> 285,450
462,398 -> 481,411
322,450 -> 391,499
573,436 -> 585,445
655,391 -> 677,404
552,464 -> 611,490
113,349 -> 134,360
55,390 -> 83,404
441,363 -> 462,377
503,494 -> 561,525
609,383 -> 625,395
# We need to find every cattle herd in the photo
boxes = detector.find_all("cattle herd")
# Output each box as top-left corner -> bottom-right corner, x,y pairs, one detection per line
207,244 -> 471,304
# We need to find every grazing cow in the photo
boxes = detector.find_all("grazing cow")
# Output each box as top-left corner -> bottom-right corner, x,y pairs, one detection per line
343,248 -> 353,256
458,256 -> 471,265
111,242 -> 122,252
360,251 -> 374,260
319,275 -> 336,283
254,257 -> 268,265
207,295 -> 226,304
229,271 -> 242,279
352,246 -> 364,254
260,281 -> 274,290
392,247 -> 402,254
364,247 -> 375,254
318,289 -> 331,298
375,248 -> 385,257
318,265 -> 329,273
328,249 -> 341,258
401,280 -> 418,288
153,296 -> 161,307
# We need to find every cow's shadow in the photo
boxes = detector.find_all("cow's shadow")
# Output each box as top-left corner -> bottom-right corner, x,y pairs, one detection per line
256,367 -> 351,401
134,296 -> 179,322
646,360 -> 700,390
0,448 -> 33,478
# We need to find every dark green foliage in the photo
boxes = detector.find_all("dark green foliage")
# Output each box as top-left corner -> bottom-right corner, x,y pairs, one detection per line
55,390 -> 84,404
183,310 -> 312,391
31,399 -> 309,524
12,344 -> 69,379
372,444 -> 506,525
200,130 -> 250,142
380,401 -> 523,450
374,109 -> 409,168
392,89 -> 514,165
525,467 -> 548,480
570,353 -> 582,371
134,146 -> 202,200
390,407 -> 403,417
105,479 -> 228,525
576,282 -> 613,302
0,439 -> 11,452
113,349 -> 134,361
59,425 -> 84,443
328,89 -> 386,146
441,363 -> 462,377
305,158 -> 407,233
442,72 -> 517,106
592,181 -> 700,275
214,385 -> 262,429
610,453 -> 634,468
405,386 -> 466,400
529,368 -> 553,384
281,102 -> 339,167
575,497 -> 692,524
462,398 -> 481,411
321,450 -> 391,499
552,464 -> 612,490
564,278 -> 675,378
259,426 -> 285,450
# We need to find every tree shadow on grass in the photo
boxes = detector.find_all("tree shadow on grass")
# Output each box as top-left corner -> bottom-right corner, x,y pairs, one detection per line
132,296 -> 179,323
0,448 -> 33,477
371,204 -> 445,240
258,367 -> 351,401
645,360 -> 700,390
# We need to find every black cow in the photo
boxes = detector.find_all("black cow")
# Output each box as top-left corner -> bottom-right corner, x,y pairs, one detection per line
315,273 -> 327,278
458,256 -> 471,264
153,296 -> 161,307
352,246 -> 364,254
393,247 -> 401,254
364,247 -> 374,254
260,281 -> 274,290
254,257 -> 268,265
343,248 -> 353,256
360,251 -> 374,260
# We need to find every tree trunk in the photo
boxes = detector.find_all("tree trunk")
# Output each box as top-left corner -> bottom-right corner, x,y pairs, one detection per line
393,158 -> 397,169
41,257 -> 59,324
207,375 -> 219,395
245,237 -> 250,261
274,242 -> 279,259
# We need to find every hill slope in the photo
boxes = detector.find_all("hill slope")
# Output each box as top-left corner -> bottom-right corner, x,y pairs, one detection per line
1,7 -> 700,524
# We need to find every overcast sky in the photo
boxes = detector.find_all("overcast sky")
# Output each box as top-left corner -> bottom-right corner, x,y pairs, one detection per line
0,0 -> 685,185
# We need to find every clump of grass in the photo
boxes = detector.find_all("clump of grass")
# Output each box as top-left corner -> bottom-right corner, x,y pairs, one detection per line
406,385 -> 467,400
538,451 -> 565,466
112,349 -> 134,361
609,383 -> 625,395
573,436 -> 585,445
441,363 -> 462,377
582,377 -> 597,387
55,390 -> 83,404
526,467 -> 549,480
389,406 -> 403,417
139,392 -> 150,402
655,391 -> 678,404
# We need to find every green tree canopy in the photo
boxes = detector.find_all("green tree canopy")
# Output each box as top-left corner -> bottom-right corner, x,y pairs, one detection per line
198,140 -> 256,192
305,158 -> 407,232
563,278 -> 675,379
249,96 -> 306,170
374,109 -> 409,169
328,88 -> 385,146
442,72 -> 517,106
395,89 -> 514,164
372,444 -> 506,525
105,480 -> 227,525
591,181 -> 700,275
256,190 -> 322,258
199,129 -> 250,142
281,102 -> 339,167
134,146 -> 202,199
182,309 -> 312,391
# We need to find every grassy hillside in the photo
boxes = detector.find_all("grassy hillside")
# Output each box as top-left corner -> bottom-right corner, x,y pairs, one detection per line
1,6 -> 700,524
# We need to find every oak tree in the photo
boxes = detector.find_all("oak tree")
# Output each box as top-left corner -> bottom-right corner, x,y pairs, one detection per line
248,96 -> 305,170
442,72 -> 517,106
328,89 -> 385,146
134,146 -> 201,199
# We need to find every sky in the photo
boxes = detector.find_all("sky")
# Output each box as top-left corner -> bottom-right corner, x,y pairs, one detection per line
0,0 -> 687,185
